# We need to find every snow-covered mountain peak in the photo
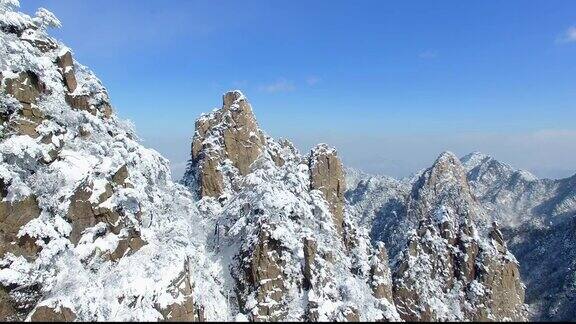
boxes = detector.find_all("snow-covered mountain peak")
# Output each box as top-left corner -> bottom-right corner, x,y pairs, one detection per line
460,151 -> 490,168
183,90 -> 268,199
425,151 -> 468,184
393,151 -> 527,321
462,151 -> 538,183
222,89 -> 247,108
410,151 -> 477,222
2,2 -> 572,322
310,143 -> 336,156
0,3 -> 227,321
431,150 -> 463,172
179,89 -> 403,321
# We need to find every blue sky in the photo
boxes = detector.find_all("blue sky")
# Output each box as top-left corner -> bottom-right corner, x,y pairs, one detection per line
21,0 -> 576,179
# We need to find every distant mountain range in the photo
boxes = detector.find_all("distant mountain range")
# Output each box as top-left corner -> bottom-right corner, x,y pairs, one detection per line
1,2 -> 574,322
347,151 -> 576,321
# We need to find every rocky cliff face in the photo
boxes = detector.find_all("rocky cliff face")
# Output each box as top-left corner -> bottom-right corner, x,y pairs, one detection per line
461,152 -> 576,321
309,144 -> 346,236
181,92 -> 533,322
182,91 -> 400,321
348,151 -> 576,321
0,2 -> 559,322
0,3 -> 225,321
184,90 -> 266,198
392,152 -> 526,321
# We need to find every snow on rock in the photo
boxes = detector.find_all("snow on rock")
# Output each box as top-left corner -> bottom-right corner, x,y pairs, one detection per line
0,3 -> 227,321
461,152 -> 576,321
309,143 -> 346,236
347,150 -> 576,321
182,92 -> 400,321
345,168 -> 411,263
183,90 -> 267,198
461,151 -> 549,228
1,1 -> 568,322
392,152 -> 527,321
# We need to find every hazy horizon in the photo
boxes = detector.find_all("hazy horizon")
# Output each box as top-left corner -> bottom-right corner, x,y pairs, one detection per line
21,0 -> 576,180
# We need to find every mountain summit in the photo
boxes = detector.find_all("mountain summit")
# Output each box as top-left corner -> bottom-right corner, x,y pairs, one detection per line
393,152 -> 526,321
182,90 -> 399,321
0,2 -> 222,321
2,2 -> 574,322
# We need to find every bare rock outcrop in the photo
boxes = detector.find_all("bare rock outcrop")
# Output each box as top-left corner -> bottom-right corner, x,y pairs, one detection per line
2,70 -> 47,138
370,242 -> 393,302
55,50 -> 114,117
64,93 -> 92,113
220,91 -> 265,175
302,237 -> 317,291
67,182 -> 99,245
30,305 -> 76,322
56,50 -> 77,92
112,164 -> 130,187
309,144 -> 346,235
186,90 -> 266,198
392,152 -> 526,321
476,222 -> 526,321
1,53 -> 112,140
235,224 -> 287,321
3,71 -> 45,105
0,178 -> 42,260
0,178 -> 43,321
66,168 -> 134,246
0,287 -> 18,321
157,259 -> 204,322
108,229 -> 147,261
0,195 -> 42,259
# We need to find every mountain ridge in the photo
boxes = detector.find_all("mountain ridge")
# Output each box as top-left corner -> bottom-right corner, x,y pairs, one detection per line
347,150 -> 576,321
1,2 -> 574,322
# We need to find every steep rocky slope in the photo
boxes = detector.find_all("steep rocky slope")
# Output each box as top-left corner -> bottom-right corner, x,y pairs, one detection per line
461,152 -> 556,228
0,1 -> 557,322
180,91 -> 531,321
0,2 -> 227,321
462,152 -> 576,321
345,170 -> 410,261
392,152 -> 525,321
182,90 -> 399,321
348,151 -> 576,321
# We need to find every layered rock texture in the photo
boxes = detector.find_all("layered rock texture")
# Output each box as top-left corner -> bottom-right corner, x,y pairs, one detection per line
2,1 -> 572,322
309,144 -> 346,236
348,151 -> 576,321
182,91 -> 399,321
0,2 -> 225,321
184,91 -> 266,198
462,152 -> 576,321
392,152 -> 525,321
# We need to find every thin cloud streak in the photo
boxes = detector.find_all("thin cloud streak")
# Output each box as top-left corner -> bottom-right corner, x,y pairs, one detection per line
556,26 -> 576,44
418,49 -> 438,59
306,76 -> 321,86
258,79 -> 295,93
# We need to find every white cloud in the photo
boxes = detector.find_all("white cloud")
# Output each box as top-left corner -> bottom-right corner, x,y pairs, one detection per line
258,79 -> 295,93
557,26 -> 576,44
418,49 -> 438,59
306,76 -> 321,86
